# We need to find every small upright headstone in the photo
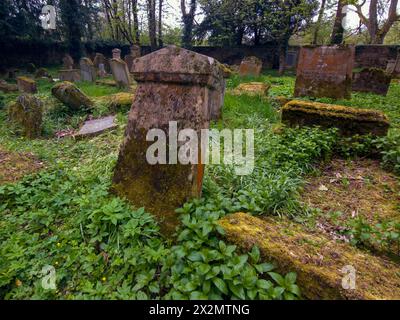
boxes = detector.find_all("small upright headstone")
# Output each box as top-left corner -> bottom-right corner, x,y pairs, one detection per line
59,69 -> 81,82
285,51 -> 298,69
17,76 -> 37,94
8,94 -> 43,139
112,48 -> 122,60
294,45 -> 355,99
352,68 -> 392,96
239,56 -> 262,77
80,58 -> 96,82
124,45 -> 141,72
112,46 -> 225,235
98,63 -> 107,78
109,58 -> 131,88
63,54 -> 74,70
93,53 -> 109,73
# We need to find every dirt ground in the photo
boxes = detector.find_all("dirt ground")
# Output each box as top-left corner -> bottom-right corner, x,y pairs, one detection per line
0,147 -> 44,185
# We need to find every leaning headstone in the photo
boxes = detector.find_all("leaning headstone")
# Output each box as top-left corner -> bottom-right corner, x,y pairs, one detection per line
8,94 -> 43,138
112,48 -> 121,60
294,45 -> 355,99
80,58 -> 96,82
109,58 -> 131,88
352,68 -> 392,96
112,45 -> 225,235
51,81 -> 94,111
74,116 -> 117,140
59,69 -> 81,82
281,100 -> 389,136
239,56 -> 262,77
63,54 -> 74,70
17,76 -> 37,94
124,45 -> 141,72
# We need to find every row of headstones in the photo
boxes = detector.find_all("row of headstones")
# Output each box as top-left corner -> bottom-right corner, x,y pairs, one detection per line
60,45 -> 141,88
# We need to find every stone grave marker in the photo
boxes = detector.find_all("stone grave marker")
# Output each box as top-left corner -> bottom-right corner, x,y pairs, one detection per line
93,52 -> 110,73
17,76 -> 37,94
239,56 -> 262,77
112,48 -> 121,60
386,52 -> 400,78
59,69 -> 81,82
98,64 -> 107,78
109,58 -> 131,88
74,115 -> 117,139
124,45 -> 141,72
63,54 -> 74,70
52,81 -> 94,111
285,50 -> 298,69
80,58 -> 96,82
8,94 -> 43,138
112,45 -> 225,235
352,68 -> 392,96
294,45 -> 355,99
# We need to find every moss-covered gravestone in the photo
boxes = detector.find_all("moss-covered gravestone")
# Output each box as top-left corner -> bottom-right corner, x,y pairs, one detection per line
112,46 -> 225,235
294,45 -> 355,99
51,81 -> 94,111
17,76 -> 37,94
8,94 -> 43,138
352,68 -> 392,96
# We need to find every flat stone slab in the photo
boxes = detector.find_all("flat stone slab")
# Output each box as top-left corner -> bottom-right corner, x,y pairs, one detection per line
218,212 -> 400,300
74,116 -> 117,139
231,82 -> 270,96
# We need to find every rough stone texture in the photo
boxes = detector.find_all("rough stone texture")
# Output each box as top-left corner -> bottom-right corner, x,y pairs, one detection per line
112,46 -> 225,235
112,48 -> 122,60
93,52 -> 110,73
51,81 -> 94,111
0,80 -> 18,93
80,58 -> 96,82
218,212 -> 400,300
294,45 -> 355,99
8,94 -> 43,138
352,68 -> 392,96
124,45 -> 141,72
232,82 -> 270,96
239,56 -> 262,77
109,58 -> 131,88
74,116 -> 117,139
17,76 -> 37,94
62,54 -> 74,70
59,69 -> 81,82
281,100 -> 389,136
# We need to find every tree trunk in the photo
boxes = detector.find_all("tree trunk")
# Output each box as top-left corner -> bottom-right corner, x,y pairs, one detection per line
148,0 -> 157,50
158,0 -> 163,47
312,0 -> 326,45
330,0 -> 346,45
132,0 -> 140,44
181,0 -> 196,48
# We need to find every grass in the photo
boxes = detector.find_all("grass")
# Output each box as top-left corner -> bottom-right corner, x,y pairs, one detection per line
0,68 -> 400,299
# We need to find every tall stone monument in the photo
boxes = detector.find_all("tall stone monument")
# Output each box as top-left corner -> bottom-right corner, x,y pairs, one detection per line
112,46 -> 225,235
294,45 -> 355,99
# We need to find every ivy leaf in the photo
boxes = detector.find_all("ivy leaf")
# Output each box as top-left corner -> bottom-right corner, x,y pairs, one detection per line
212,277 -> 228,295
268,272 -> 285,287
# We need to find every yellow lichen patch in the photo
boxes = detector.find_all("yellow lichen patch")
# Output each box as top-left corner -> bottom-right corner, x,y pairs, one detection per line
0,147 -> 44,185
218,212 -> 400,300
95,92 -> 134,113
231,82 -> 271,96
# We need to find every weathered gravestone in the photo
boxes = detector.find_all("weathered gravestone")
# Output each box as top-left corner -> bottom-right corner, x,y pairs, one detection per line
0,80 -> 18,93
51,81 -> 94,111
352,68 -> 392,96
294,45 -> 355,99
8,94 -> 43,138
59,69 -> 81,82
17,76 -> 37,94
93,53 -> 110,73
285,50 -> 298,70
239,56 -> 262,77
63,54 -> 74,70
98,64 -> 107,78
74,115 -> 117,140
109,58 -> 131,88
124,45 -> 141,72
232,82 -> 270,96
386,52 -> 400,78
112,48 -> 122,60
80,58 -> 96,82
111,45 -> 225,235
